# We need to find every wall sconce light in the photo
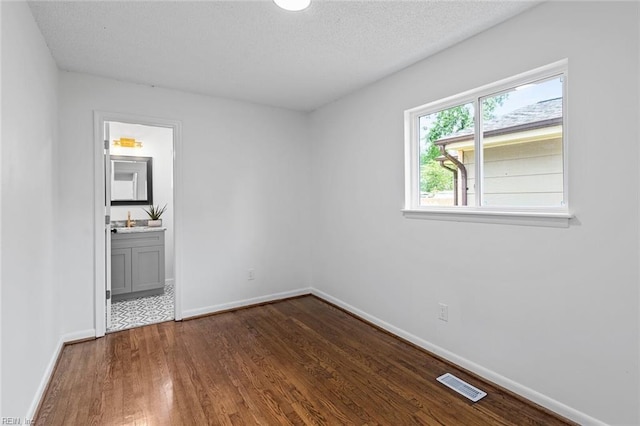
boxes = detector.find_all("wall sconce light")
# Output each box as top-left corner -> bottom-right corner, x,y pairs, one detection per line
113,137 -> 143,148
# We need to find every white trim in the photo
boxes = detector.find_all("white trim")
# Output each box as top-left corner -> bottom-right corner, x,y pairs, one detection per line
104,122 -> 112,329
26,329 -> 95,420
402,208 -> 572,228
561,70 -> 570,211
310,288 -> 606,426
475,97 -> 483,206
93,112 -> 105,337
61,329 -> 96,343
172,119 -> 184,321
182,288 -> 312,319
93,111 -> 183,336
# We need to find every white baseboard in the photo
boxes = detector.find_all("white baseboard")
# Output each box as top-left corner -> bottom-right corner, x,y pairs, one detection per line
182,287 -> 312,319
165,278 -> 174,286
62,329 -> 96,343
310,288 -> 606,426
27,329 -> 95,420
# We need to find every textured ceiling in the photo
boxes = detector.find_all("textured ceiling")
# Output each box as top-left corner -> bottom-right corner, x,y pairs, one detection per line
29,0 -> 539,112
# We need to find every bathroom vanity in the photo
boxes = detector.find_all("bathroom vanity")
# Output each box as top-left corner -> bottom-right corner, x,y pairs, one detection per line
111,227 -> 166,301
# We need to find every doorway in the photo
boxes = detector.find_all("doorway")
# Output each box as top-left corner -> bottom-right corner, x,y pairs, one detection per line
94,112 -> 182,337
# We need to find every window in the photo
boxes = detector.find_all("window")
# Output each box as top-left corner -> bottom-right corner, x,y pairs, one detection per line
404,60 -> 570,226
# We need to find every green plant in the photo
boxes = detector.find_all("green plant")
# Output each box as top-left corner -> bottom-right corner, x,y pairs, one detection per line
143,204 -> 167,220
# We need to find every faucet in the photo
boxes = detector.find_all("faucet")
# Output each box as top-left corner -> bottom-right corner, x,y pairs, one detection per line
126,211 -> 136,228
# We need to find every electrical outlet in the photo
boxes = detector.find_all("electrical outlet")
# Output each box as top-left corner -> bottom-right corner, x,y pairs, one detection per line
438,303 -> 448,322
248,269 -> 255,280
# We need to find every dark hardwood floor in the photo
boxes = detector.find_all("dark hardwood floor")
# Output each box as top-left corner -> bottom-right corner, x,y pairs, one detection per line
36,296 -> 574,425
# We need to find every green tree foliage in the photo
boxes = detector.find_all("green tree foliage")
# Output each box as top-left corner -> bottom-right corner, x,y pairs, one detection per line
421,161 -> 454,192
420,96 -> 506,194
419,105 -> 472,193
423,106 -> 472,162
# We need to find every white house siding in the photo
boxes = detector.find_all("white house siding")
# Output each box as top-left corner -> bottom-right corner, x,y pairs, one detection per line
464,136 -> 563,207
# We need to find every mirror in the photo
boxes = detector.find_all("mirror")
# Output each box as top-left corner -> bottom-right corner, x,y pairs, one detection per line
111,155 -> 153,206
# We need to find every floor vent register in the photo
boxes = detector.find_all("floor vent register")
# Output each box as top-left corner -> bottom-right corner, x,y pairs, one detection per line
436,373 -> 487,402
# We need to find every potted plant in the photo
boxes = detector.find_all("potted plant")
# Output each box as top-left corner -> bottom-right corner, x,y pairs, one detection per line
143,204 -> 167,227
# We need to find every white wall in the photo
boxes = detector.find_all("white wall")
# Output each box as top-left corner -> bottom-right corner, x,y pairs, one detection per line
1,0 -> 59,419
57,72 -> 311,333
310,2 -> 639,425
109,122 -> 175,280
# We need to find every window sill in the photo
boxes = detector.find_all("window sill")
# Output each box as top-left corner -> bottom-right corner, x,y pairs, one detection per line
402,208 -> 572,228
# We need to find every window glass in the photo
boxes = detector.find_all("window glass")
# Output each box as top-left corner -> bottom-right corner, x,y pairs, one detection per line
418,103 -> 475,207
480,77 -> 564,207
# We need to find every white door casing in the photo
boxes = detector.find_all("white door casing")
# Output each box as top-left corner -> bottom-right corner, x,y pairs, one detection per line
94,111 -> 183,337
104,122 -> 112,329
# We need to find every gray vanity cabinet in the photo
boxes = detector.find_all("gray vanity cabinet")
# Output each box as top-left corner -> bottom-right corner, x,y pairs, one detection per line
111,248 -> 132,296
111,230 -> 165,301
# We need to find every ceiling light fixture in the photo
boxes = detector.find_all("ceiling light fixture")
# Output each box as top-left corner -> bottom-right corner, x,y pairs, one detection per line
273,0 -> 310,12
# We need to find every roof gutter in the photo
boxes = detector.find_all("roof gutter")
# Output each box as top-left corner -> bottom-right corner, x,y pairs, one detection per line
434,117 -> 563,146
436,155 -> 458,206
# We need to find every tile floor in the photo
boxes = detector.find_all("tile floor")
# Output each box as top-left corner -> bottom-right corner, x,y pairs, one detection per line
108,283 -> 174,332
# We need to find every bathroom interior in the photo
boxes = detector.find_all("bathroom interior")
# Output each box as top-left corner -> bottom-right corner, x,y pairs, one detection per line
107,121 -> 175,332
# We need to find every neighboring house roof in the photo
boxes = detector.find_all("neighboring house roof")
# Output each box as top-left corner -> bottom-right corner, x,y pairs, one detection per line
435,97 -> 563,145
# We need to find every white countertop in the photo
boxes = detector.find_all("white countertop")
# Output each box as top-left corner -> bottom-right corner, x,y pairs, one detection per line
113,226 -> 167,234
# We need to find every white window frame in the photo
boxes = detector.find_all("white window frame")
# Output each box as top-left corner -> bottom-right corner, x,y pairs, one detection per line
403,60 -> 571,228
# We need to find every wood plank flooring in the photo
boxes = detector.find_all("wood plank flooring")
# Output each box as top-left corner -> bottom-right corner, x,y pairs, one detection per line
36,296 -> 574,425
